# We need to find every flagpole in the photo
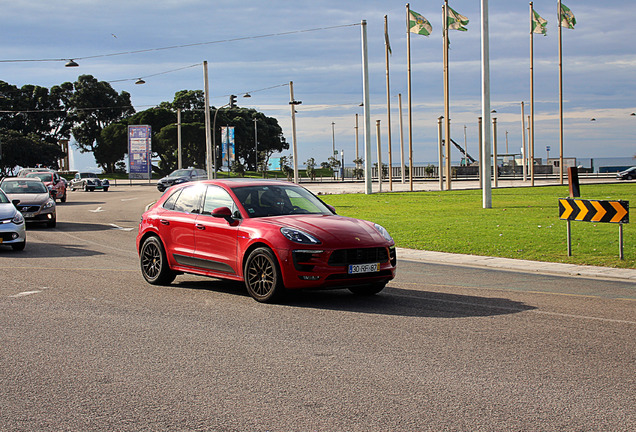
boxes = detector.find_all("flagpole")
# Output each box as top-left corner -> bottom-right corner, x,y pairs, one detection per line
398,93 -> 405,184
521,101 -> 527,181
384,15 -> 393,191
443,0 -> 451,191
481,0 -> 492,208
529,2 -> 535,187
361,20 -> 372,194
406,4 -> 414,192
558,0 -> 564,185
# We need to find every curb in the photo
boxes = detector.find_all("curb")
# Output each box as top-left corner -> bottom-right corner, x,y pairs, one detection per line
396,247 -> 636,283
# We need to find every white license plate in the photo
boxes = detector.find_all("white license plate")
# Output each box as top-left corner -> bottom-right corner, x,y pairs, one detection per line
348,263 -> 380,274
22,213 -> 34,218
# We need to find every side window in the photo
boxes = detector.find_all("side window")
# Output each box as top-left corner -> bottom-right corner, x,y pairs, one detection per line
202,185 -> 236,215
162,189 -> 183,210
172,185 -> 204,213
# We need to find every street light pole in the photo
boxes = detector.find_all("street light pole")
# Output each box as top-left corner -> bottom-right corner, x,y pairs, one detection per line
203,61 -> 213,179
289,81 -> 301,184
253,118 -> 258,171
331,122 -> 336,157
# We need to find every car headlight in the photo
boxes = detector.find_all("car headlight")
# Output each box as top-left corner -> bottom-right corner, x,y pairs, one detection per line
280,227 -> 321,244
374,223 -> 393,242
12,212 -> 24,224
43,199 -> 55,210
174,178 -> 186,184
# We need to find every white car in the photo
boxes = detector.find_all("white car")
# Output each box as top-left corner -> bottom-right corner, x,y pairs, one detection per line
0,187 -> 26,251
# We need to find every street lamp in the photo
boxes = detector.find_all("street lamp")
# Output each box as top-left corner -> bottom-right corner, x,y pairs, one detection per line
65,59 -> 79,67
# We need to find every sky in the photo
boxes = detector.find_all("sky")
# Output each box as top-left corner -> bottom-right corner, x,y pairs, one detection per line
2,0 -> 635,171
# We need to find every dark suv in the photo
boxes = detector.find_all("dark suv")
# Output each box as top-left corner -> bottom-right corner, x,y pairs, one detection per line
156,168 -> 207,192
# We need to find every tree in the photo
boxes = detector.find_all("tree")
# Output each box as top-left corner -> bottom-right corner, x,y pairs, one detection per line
70,75 -> 134,159
97,107 -> 176,174
0,129 -> 64,175
353,157 -> 364,180
304,158 -> 317,181
328,156 -> 341,179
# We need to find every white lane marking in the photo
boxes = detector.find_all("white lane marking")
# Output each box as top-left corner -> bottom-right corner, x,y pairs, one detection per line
10,290 -> 42,298
121,197 -> 138,202
109,223 -> 134,231
89,207 -> 104,213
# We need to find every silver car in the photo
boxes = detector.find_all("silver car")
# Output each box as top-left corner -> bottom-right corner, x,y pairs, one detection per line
0,178 -> 57,228
0,187 -> 26,251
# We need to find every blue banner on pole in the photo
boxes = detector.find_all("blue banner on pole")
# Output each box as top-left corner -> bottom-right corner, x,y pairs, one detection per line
128,125 -> 152,179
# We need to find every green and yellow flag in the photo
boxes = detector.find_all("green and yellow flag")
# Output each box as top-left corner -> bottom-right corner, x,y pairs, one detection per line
447,5 -> 469,31
560,3 -> 576,29
409,9 -> 432,36
532,10 -> 548,35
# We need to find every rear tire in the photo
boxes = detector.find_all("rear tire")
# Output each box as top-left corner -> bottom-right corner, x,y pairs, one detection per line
244,247 -> 284,303
140,236 -> 176,285
349,282 -> 386,296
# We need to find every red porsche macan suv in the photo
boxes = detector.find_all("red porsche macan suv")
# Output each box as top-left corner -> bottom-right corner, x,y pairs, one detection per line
137,179 -> 396,302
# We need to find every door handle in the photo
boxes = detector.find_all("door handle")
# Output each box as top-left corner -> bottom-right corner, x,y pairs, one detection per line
160,219 -> 170,225
196,224 -> 205,230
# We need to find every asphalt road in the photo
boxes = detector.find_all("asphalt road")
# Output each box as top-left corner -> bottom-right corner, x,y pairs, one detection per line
1,185 -> 634,431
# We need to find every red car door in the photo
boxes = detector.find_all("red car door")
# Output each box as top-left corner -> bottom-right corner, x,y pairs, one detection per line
154,184 -> 204,266
191,185 -> 240,275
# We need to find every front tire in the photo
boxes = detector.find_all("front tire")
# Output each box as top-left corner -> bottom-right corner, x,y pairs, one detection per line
11,241 -> 26,251
349,282 -> 386,296
140,236 -> 176,285
244,247 -> 284,303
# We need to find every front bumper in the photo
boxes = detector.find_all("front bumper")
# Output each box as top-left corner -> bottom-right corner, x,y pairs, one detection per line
0,220 -> 26,245
16,204 -> 55,222
275,245 -> 397,290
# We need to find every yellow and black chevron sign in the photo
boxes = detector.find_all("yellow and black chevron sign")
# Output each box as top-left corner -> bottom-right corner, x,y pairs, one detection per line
559,199 -> 629,223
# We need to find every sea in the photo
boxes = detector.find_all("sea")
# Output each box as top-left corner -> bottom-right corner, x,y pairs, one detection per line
345,156 -> 635,173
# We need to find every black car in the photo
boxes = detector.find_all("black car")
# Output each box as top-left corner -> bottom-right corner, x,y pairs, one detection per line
156,168 -> 207,192
616,167 -> 636,180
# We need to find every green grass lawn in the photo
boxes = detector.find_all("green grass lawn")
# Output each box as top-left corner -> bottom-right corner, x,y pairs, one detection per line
321,183 -> 636,269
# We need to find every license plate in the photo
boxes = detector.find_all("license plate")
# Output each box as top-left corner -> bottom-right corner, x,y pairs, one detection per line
348,263 -> 380,274
22,213 -> 34,218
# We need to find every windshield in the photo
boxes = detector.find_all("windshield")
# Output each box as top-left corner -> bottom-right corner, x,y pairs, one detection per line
80,173 -> 96,178
1,180 -> 48,194
231,184 -> 333,218
26,172 -> 53,182
168,169 -> 191,177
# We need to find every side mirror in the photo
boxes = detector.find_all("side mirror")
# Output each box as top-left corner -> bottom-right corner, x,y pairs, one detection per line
212,206 -> 239,224
326,204 -> 336,214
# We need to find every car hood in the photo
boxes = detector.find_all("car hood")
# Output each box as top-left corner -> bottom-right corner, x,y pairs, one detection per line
257,214 -> 388,247
0,203 -> 18,219
4,193 -> 50,205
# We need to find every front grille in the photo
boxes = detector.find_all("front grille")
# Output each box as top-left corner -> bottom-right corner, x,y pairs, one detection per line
328,247 -> 390,266
18,205 -> 40,213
